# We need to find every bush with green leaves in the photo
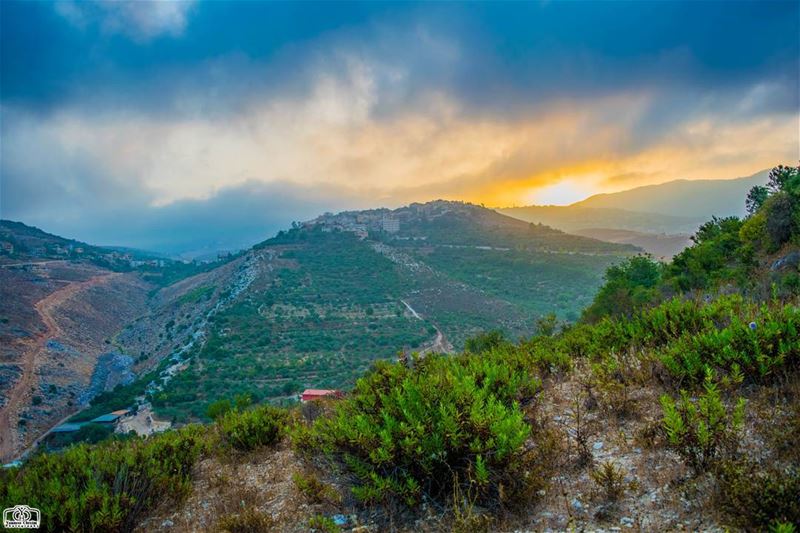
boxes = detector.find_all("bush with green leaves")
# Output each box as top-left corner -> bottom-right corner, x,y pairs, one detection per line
558,293 -> 798,385
218,404 -> 289,451
660,374 -> 745,473
297,353 -> 547,508
590,461 -> 627,503
464,329 -> 510,354
292,471 -> 341,504
206,398 -> 234,420
715,458 -> 800,531
582,255 -> 664,322
307,514 -> 341,533
658,300 -> 800,383
215,508 -> 276,532
0,425 -> 209,532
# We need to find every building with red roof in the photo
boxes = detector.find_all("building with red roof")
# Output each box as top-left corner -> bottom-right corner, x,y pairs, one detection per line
300,389 -> 343,402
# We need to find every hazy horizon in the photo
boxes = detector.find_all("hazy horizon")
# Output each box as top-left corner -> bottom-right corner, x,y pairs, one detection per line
1,1 -> 798,252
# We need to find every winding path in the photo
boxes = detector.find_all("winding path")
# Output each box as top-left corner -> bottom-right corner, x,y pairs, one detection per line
400,299 -> 453,355
0,273 -> 120,462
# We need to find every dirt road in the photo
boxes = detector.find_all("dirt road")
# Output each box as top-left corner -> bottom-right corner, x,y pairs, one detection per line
401,299 -> 453,355
0,273 -> 121,462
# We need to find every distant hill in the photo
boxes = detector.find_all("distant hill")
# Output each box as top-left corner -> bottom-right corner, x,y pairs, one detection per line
0,220 -> 166,264
571,228 -> 692,259
571,169 -> 769,218
0,219 -> 104,258
497,205 -> 703,235
498,171 -> 771,257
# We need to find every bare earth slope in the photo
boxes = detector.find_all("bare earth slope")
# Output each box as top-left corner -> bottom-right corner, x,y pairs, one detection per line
0,263 -> 150,461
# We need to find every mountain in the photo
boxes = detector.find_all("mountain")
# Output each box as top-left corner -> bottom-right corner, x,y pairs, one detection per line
0,202 -> 638,457
497,205 -> 703,234
571,169 -> 769,218
570,228 -> 693,259
498,171 -> 770,258
143,201 -> 638,422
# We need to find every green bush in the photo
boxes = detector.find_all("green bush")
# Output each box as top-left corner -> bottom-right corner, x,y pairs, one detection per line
298,353 -> 547,508
207,398 -> 234,420
590,461 -> 627,503
464,330 -> 509,354
715,459 -> 800,530
659,301 -> 800,383
660,374 -> 745,473
218,404 -> 288,451
582,255 -> 663,322
215,508 -> 276,532
0,425 -> 209,532
307,514 -> 341,533
292,472 -> 341,504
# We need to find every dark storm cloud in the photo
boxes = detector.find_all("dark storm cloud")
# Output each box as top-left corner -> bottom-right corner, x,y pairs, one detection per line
1,0 -> 798,252
3,1 -> 797,118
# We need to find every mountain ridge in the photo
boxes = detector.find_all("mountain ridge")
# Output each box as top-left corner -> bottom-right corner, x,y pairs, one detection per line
570,169 -> 769,217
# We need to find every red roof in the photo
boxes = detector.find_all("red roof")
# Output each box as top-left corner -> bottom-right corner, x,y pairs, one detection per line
301,389 -> 342,401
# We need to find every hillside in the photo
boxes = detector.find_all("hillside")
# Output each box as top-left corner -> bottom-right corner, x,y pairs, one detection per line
142,201 -> 638,422
0,221 -> 236,462
498,173 -> 770,258
572,169 -> 769,218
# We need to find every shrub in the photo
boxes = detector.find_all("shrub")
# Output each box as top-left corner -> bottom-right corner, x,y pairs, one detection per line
0,425 -> 209,532
218,404 -> 288,451
207,398 -> 234,420
582,255 -> 663,322
215,508 -> 276,532
659,301 -> 800,384
292,471 -> 341,504
589,353 -> 639,417
715,459 -> 800,530
464,330 -> 509,354
590,461 -> 627,502
307,515 -> 341,533
660,374 -> 745,473
300,354 -> 546,508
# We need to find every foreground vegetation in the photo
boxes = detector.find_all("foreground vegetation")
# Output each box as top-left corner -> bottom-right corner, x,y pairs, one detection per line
1,165 -> 798,531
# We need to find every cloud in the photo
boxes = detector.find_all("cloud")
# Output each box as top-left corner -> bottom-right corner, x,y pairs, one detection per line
54,0 -> 195,41
3,61 -> 796,237
2,3 -> 798,252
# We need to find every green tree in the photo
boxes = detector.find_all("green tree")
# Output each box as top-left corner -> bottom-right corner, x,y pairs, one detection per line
465,330 -> 508,353
583,255 -> 663,322
206,398 -> 233,420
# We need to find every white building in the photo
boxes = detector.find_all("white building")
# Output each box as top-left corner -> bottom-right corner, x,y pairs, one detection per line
381,217 -> 400,233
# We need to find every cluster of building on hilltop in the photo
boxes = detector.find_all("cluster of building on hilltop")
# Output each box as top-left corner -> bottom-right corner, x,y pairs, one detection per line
303,210 -> 400,239
302,200 -> 479,239
0,240 -> 85,258
0,237 -> 182,269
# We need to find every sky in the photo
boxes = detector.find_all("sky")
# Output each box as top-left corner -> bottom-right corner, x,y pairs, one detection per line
1,0 -> 798,253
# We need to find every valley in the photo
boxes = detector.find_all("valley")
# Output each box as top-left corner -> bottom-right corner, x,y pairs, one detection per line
0,202 -> 637,453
